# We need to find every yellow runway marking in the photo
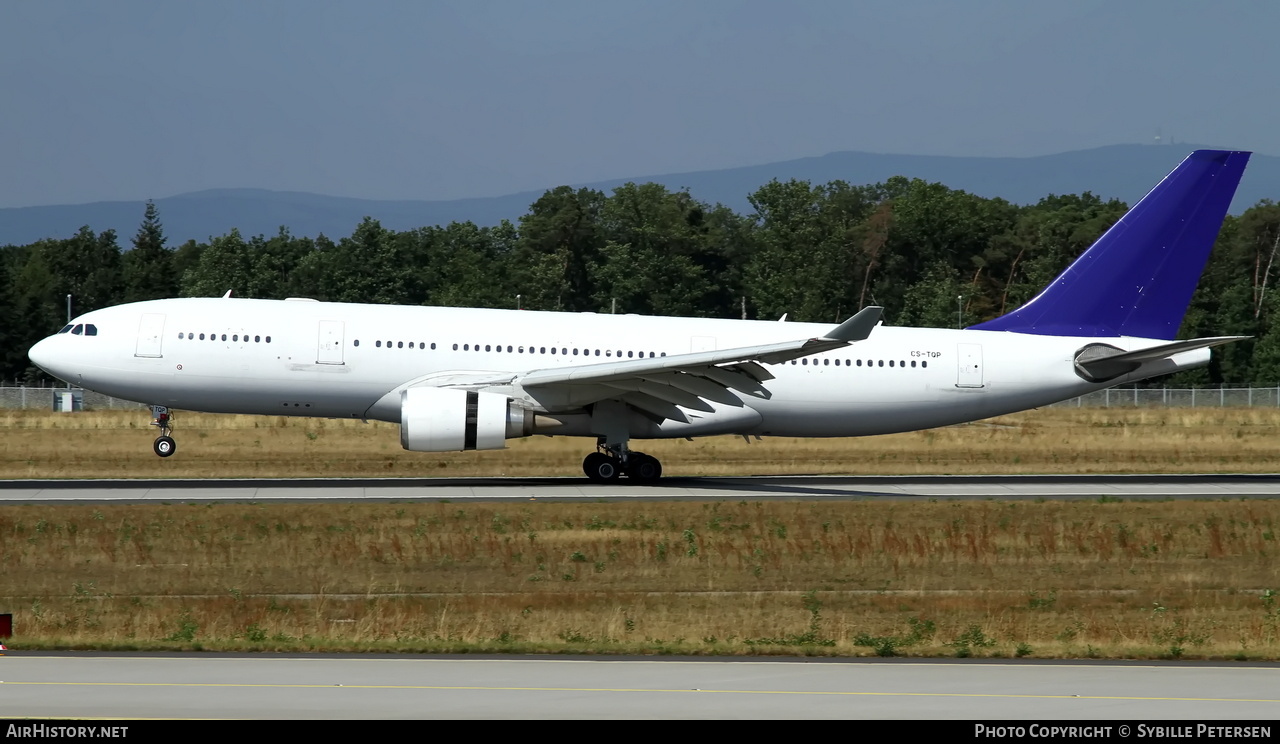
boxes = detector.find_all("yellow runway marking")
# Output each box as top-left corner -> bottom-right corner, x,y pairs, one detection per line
2,681 -> 1277,704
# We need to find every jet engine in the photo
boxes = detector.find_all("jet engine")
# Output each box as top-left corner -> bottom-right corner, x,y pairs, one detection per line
399,387 -> 533,452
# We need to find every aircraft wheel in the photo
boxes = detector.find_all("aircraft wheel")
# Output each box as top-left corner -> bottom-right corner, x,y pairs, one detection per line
153,436 -> 177,458
583,452 -> 621,483
626,453 -> 662,483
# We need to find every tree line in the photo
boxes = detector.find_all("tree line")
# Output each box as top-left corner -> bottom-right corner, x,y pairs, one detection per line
3,178 -> 1279,386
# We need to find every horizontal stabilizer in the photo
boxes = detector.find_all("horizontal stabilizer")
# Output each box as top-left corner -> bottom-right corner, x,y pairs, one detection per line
1075,336 -> 1247,382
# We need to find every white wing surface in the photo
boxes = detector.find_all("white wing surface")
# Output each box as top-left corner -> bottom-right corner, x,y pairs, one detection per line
516,306 -> 882,422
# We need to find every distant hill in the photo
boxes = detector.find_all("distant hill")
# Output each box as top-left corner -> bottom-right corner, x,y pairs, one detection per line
2,144 -> 1276,246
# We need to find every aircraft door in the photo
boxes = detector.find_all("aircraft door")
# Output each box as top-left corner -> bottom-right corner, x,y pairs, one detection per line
317,320 -> 345,365
956,343 -> 984,388
135,313 -> 166,358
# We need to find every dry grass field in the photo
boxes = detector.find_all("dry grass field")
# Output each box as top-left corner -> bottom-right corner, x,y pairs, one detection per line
1,500 -> 1278,658
2,406 -> 1280,478
2,407 -> 1279,657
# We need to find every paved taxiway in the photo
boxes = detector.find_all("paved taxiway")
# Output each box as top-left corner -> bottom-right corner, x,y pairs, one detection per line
1,654 -> 1277,719
2,474 -> 1280,502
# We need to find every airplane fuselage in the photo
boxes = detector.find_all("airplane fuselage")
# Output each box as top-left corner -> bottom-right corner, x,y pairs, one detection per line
31,297 -> 1205,439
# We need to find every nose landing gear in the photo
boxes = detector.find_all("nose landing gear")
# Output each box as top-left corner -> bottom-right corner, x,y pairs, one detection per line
150,405 -> 176,457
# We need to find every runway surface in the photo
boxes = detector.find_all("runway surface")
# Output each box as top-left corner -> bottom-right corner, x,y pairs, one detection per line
2,474 -> 1280,502
1,653 -> 1277,719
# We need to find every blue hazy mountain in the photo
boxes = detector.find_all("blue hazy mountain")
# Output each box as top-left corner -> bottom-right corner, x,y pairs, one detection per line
2,144 -> 1275,246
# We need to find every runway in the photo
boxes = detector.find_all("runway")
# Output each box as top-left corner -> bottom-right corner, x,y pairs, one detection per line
1,653 -> 1278,719
2,474 -> 1280,502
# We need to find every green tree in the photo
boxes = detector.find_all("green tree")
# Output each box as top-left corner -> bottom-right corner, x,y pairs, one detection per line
512,186 -> 606,312
593,183 -> 725,317
122,200 -> 176,302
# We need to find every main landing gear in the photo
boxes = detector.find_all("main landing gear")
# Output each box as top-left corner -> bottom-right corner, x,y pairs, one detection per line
150,405 -> 176,457
582,441 -> 663,484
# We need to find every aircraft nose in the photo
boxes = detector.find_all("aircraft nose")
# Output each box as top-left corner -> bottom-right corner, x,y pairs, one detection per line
28,335 -> 69,380
28,336 -> 53,371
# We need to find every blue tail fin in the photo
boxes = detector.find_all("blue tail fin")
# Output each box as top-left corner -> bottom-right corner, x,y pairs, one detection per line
969,150 -> 1250,339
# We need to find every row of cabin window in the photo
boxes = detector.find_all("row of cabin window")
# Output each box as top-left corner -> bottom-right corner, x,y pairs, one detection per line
354,339 -> 665,358
178,332 -> 272,343
356,340 -> 436,350
788,358 -> 928,368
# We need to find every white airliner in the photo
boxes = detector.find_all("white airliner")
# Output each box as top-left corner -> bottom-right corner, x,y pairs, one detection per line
28,150 -> 1250,482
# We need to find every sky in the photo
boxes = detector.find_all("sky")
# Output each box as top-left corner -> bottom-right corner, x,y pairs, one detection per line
2,0 -> 1278,207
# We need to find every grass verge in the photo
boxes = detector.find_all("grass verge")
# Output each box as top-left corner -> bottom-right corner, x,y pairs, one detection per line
3,499 -> 1279,658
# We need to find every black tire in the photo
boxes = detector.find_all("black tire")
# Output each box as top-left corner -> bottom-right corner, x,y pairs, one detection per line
626,453 -> 662,483
153,436 -> 176,458
583,452 -> 621,483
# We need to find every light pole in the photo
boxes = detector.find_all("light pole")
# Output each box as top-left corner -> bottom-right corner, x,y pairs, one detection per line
957,295 -> 962,329
66,294 -> 72,324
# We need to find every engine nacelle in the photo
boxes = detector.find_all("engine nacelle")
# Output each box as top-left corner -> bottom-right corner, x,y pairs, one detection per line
399,387 -> 532,452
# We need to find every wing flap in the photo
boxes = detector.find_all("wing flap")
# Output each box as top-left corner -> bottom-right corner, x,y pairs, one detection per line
642,372 -> 745,407
603,379 -> 716,412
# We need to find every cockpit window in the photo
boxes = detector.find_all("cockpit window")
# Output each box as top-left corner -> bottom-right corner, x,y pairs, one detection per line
57,324 -> 72,334
84,324 -> 98,336
71,324 -> 83,335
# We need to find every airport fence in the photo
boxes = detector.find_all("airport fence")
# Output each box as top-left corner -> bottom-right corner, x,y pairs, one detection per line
2,385 -> 1280,411
1047,386 -> 1280,408
0,385 -> 145,411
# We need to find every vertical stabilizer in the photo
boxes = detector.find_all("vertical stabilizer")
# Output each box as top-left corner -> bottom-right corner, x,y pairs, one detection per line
970,150 -> 1249,339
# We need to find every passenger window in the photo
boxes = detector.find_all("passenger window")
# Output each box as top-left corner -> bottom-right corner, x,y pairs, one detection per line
878,360 -> 884,367
353,339 -> 359,347
507,345 -> 512,353
823,359 -> 829,366
199,333 -> 206,340
594,349 -> 600,357
430,343 -> 436,350
179,333 -> 185,339
398,342 -> 403,348
911,360 -> 916,367
922,361 -> 927,368
889,360 -> 894,367
452,343 -> 458,350
376,341 -> 382,348
485,345 -> 491,352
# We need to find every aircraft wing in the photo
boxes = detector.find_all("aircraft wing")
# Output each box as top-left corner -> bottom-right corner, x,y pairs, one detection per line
517,306 -> 882,422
